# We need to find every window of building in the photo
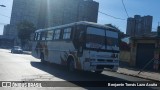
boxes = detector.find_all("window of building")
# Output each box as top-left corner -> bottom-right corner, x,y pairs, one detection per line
46,30 -> 54,40
63,28 -> 71,39
54,29 -> 61,40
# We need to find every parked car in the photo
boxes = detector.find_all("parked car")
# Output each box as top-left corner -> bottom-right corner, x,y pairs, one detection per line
11,46 -> 23,54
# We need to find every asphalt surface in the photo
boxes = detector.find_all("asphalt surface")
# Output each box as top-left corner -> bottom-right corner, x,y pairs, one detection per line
0,49 -> 159,90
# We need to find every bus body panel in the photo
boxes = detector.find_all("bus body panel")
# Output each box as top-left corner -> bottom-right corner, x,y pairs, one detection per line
32,21 -> 120,72
32,40 -> 84,70
32,40 -> 119,71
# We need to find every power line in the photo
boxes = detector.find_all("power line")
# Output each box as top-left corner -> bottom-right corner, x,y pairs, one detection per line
98,11 -> 125,20
122,0 -> 129,18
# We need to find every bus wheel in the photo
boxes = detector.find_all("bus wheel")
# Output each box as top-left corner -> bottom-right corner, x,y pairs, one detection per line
68,59 -> 75,72
95,70 -> 103,74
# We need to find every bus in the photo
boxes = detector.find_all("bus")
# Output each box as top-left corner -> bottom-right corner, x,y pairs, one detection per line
32,21 -> 119,74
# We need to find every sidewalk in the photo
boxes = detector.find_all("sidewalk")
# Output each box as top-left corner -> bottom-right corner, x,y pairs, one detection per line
117,62 -> 160,81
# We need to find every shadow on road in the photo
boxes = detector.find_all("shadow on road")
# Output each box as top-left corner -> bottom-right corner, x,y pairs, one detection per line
30,62 -> 157,90
9,51 -> 31,55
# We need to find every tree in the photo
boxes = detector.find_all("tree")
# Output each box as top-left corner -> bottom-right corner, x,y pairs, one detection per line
17,20 -> 36,48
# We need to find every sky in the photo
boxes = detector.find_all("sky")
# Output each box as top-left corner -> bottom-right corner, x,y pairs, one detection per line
0,0 -> 12,35
0,0 -> 160,35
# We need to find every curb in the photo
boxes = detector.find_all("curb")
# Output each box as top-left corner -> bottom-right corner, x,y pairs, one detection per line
117,71 -> 160,82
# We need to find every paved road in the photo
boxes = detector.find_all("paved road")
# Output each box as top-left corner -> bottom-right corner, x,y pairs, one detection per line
0,49 -> 159,90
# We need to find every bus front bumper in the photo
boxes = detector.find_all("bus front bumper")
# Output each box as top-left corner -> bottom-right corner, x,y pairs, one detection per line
90,62 -> 119,66
83,62 -> 119,72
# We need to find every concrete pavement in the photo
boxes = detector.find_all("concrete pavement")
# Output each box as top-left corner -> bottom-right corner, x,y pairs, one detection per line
117,61 -> 160,82
2,48 -> 160,82
23,50 -> 160,82
0,48 -> 159,90
18,50 -> 160,81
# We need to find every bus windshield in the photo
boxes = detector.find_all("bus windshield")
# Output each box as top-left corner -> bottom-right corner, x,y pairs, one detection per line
86,27 -> 119,51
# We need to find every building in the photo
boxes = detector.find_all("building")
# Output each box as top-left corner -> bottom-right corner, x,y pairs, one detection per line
123,26 -> 160,70
38,0 -> 99,28
3,24 -> 11,38
129,36 -> 160,70
6,0 -> 41,39
6,0 -> 99,39
126,15 -> 153,37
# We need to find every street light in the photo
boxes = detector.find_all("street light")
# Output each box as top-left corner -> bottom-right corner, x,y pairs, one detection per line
0,5 -> 6,7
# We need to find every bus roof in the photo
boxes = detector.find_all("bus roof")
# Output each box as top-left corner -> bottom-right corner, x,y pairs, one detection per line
35,21 -> 119,32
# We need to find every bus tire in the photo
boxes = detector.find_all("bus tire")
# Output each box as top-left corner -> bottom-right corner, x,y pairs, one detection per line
95,70 -> 103,74
68,58 -> 75,72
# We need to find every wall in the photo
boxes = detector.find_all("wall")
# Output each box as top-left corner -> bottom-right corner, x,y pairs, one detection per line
120,51 -> 130,63
130,38 -> 157,66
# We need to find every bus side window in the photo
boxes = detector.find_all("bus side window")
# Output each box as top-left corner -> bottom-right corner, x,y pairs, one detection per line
63,28 -> 71,39
75,25 -> 85,39
41,31 -> 46,41
54,29 -> 61,40
46,30 -> 54,41
37,32 -> 41,41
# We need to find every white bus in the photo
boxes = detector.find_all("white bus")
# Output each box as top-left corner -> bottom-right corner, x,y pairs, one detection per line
32,21 -> 119,74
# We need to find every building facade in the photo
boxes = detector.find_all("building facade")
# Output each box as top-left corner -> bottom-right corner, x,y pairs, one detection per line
38,0 -> 99,28
8,0 -> 41,39
3,24 -> 10,37
5,0 -> 99,39
130,37 -> 160,70
126,15 -> 153,37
